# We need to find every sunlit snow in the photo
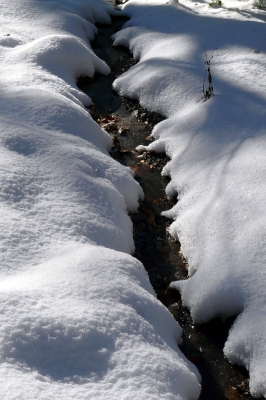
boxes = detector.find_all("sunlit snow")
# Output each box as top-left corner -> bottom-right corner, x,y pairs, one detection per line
113,0 -> 266,396
0,0 -> 203,399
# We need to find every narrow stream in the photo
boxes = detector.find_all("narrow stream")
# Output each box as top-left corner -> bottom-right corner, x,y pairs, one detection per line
78,16 -> 259,400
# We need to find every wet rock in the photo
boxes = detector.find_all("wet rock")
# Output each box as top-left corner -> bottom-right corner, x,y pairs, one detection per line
131,110 -> 139,118
118,121 -> 131,134
118,127 -> 128,134
89,105 -> 100,119
224,387 -> 241,400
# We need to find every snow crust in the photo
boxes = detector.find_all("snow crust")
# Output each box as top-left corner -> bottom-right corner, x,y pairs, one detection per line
113,0 -> 266,396
0,0 -> 201,398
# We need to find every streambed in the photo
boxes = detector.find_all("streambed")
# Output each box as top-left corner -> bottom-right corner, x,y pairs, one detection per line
77,15 -> 258,400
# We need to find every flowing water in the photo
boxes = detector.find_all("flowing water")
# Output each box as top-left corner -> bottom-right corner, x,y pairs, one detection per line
78,16 -> 259,400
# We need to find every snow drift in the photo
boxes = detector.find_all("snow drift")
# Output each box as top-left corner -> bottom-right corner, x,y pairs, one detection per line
0,0 -> 201,399
113,0 -> 266,396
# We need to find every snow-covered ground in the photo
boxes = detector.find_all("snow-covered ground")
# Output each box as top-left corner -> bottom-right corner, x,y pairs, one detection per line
3,0 -> 266,397
113,0 -> 266,397
0,0 -> 203,399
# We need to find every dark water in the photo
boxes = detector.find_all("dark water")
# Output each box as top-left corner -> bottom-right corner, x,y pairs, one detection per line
78,16 -> 259,400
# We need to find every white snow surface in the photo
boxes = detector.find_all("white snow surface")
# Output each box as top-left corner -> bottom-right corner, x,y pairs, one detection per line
113,0 -> 266,397
0,0 -> 203,399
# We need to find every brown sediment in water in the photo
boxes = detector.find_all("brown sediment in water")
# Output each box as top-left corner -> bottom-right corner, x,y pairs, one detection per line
77,15 -> 260,400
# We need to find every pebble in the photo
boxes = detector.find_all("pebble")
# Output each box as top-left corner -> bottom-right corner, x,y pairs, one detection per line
132,110 -> 139,117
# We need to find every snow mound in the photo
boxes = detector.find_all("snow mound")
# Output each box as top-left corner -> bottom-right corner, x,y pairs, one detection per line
0,36 -> 21,48
114,0 -> 266,396
0,0 -> 202,399
0,245 -> 200,399
17,34 -> 110,79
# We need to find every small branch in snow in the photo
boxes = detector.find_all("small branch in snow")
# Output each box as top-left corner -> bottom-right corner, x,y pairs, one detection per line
202,47 -> 216,101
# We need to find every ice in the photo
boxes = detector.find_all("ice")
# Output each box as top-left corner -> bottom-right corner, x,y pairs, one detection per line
114,0 -> 266,396
0,0 -> 201,398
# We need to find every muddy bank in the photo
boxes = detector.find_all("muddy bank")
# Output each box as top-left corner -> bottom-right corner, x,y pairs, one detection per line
77,16 -> 259,400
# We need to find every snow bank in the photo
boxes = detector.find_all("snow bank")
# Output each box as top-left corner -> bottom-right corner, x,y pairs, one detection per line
113,0 -> 266,396
0,0 -> 201,398
0,245 -> 200,399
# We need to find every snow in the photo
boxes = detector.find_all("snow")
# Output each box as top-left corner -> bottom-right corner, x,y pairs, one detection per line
0,0 -> 202,399
0,246 -> 200,399
113,0 -> 266,397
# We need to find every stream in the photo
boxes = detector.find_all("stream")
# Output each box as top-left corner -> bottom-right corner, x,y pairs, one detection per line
77,15 -> 260,400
